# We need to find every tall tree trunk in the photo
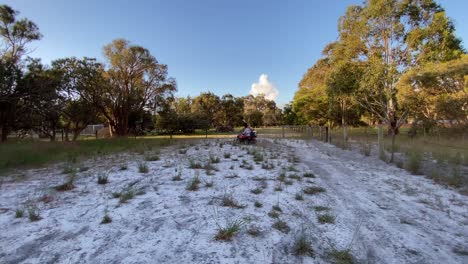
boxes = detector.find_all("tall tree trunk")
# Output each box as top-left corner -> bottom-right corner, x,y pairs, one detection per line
1,125 -> 8,142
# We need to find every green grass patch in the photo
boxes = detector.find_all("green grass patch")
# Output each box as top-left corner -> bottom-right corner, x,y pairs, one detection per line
0,138 -> 171,175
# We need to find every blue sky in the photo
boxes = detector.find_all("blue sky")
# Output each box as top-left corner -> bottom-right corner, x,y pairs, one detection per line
3,0 -> 467,105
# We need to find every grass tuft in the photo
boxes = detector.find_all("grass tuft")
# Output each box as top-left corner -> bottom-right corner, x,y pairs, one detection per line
97,173 -> 109,184
138,162 -> 149,173
303,186 -> 326,195
214,218 -> 245,241
272,220 -> 290,233
292,233 -> 314,256
317,213 -> 335,224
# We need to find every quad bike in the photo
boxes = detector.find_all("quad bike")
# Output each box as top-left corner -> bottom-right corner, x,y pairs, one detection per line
235,130 -> 257,144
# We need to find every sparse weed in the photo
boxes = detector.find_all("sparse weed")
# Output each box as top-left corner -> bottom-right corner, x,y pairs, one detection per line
119,164 -> 128,171
224,152 -> 231,159
254,201 -> 263,208
62,164 -> 76,174
284,180 -> 294,185
360,142 -> 371,157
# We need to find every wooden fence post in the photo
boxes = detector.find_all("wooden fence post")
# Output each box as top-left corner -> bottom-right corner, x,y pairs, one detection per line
325,126 -> 329,143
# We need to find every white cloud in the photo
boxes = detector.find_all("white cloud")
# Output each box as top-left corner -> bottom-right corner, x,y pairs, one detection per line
249,74 -> 279,101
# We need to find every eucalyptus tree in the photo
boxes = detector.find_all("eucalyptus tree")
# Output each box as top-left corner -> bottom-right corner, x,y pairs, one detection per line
102,39 -> 176,136
0,4 -> 41,141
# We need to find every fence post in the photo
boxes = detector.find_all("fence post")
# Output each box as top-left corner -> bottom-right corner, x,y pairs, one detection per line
378,124 -> 384,158
282,126 -> 285,138
325,126 -> 329,143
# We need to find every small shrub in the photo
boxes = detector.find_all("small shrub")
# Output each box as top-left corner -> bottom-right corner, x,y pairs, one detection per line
119,189 -> 135,203
186,175 -> 201,191
295,193 -> 304,201
138,162 -> 149,173
406,151 -> 422,175
317,214 -> 335,224
215,218 -> 245,241
28,207 -> 41,222
15,209 -> 24,218
254,201 -> 263,208
251,188 -> 262,195
97,174 -> 109,184
272,220 -> 290,233
292,233 -> 314,256
224,152 -> 231,159
303,172 -> 316,178
303,186 -> 326,195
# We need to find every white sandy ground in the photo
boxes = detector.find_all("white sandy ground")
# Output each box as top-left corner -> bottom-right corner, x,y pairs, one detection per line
0,139 -> 466,264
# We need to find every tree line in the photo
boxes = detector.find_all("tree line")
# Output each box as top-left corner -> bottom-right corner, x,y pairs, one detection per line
290,0 -> 467,154
0,5 -> 282,142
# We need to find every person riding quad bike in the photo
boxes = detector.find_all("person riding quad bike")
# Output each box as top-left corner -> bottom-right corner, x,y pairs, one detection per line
236,122 -> 257,144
